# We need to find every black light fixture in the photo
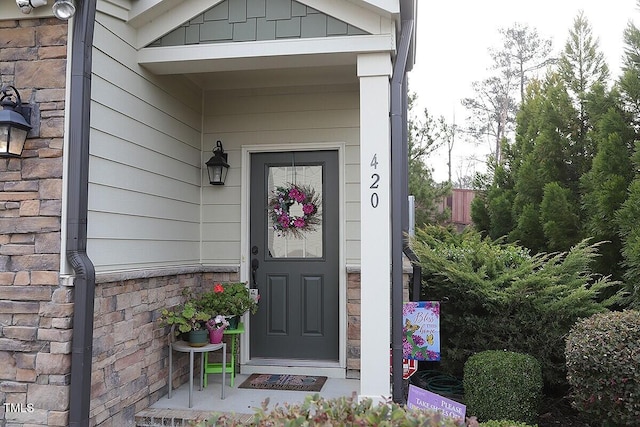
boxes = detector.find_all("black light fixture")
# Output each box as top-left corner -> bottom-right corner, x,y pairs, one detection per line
206,140 -> 230,185
0,85 -> 32,158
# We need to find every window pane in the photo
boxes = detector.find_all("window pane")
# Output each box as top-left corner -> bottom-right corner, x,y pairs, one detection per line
267,165 -> 323,258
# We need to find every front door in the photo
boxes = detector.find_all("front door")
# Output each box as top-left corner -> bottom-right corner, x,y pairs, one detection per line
250,150 -> 339,361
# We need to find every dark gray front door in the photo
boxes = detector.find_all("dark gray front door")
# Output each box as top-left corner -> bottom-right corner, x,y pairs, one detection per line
250,150 -> 339,360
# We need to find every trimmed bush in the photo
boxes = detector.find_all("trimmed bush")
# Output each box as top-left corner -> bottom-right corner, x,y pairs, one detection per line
463,350 -> 542,424
565,310 -> 640,425
199,393 -> 465,426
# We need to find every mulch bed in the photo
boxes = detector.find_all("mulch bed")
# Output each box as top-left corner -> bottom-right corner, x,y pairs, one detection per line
537,395 -> 590,427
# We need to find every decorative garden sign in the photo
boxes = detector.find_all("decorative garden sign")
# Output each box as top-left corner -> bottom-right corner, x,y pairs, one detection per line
407,385 -> 466,422
403,301 -> 440,361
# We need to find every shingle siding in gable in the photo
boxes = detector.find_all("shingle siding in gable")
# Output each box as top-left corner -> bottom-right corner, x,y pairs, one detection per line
148,0 -> 368,47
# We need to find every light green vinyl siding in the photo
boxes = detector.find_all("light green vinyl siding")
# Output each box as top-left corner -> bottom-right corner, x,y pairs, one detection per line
86,13 -> 203,273
201,83 -> 361,266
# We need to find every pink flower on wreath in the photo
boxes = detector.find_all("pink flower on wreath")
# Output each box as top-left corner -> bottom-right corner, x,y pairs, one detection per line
279,214 -> 290,227
288,187 -> 305,203
293,217 -> 306,228
302,203 -> 315,214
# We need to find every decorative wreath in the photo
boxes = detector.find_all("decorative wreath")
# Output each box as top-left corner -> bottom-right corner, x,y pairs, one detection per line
269,183 -> 320,237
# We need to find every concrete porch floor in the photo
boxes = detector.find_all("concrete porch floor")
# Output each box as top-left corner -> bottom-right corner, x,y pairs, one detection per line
136,373 -> 360,425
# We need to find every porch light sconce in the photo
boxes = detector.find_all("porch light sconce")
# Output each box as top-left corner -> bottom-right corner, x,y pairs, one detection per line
206,141 -> 230,185
0,85 -> 32,158
16,0 -> 76,20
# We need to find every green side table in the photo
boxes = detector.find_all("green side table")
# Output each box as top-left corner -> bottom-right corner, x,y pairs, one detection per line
203,322 -> 244,388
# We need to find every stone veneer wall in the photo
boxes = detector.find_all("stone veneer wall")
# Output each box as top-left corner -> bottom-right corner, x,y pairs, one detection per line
346,272 -> 360,379
90,271 -> 239,426
0,17 -> 71,427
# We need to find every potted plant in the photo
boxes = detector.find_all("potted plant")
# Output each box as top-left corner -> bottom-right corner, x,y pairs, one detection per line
205,315 -> 230,344
159,301 -> 211,347
196,282 -> 258,329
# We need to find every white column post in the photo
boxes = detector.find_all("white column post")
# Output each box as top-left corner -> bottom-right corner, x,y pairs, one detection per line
357,52 -> 392,401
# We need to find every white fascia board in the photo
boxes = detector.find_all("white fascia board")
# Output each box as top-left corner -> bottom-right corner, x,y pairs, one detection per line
128,0 -> 187,28
138,34 -> 395,74
134,0 -> 223,49
98,0 -> 131,21
347,0 -> 399,16
127,0 -> 223,44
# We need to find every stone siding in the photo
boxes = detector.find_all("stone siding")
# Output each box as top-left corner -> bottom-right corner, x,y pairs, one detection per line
90,271 -> 239,427
0,17 -> 70,427
347,270 -> 411,380
346,272 -> 360,379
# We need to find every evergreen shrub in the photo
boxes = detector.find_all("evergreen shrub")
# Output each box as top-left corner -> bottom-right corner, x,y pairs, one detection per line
199,393 -> 465,426
463,350 -> 542,424
412,225 -> 617,390
565,310 -> 640,425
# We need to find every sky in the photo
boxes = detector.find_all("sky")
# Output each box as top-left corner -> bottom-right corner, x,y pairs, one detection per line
409,0 -> 639,183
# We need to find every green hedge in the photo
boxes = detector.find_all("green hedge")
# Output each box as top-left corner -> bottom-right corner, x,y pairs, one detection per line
565,310 -> 640,425
463,350 -> 542,424
412,225 -> 618,390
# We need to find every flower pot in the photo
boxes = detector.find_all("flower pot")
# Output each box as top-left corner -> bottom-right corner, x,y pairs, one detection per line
209,328 -> 225,344
227,315 -> 240,330
188,330 -> 208,347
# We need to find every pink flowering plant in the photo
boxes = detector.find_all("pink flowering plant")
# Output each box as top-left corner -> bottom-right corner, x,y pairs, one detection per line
268,183 -> 320,237
206,315 -> 229,331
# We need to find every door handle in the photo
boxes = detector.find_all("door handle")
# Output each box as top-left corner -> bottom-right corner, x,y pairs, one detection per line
251,258 -> 259,288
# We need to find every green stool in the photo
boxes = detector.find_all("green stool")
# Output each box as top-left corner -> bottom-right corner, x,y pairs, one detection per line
204,322 -> 244,388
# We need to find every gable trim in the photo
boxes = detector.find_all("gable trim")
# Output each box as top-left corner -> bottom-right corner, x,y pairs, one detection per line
347,0 -> 399,15
135,0 -> 225,49
133,0 -> 392,50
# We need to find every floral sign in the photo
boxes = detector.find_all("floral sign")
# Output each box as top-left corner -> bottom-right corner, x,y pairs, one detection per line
403,301 -> 440,361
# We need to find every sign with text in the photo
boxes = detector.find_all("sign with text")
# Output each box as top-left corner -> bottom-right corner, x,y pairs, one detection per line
403,301 -> 440,361
389,349 -> 418,379
407,385 -> 466,422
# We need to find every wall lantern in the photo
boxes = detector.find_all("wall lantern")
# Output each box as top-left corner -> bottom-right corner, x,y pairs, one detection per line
0,85 -> 32,158
16,0 -> 76,20
206,141 -> 230,185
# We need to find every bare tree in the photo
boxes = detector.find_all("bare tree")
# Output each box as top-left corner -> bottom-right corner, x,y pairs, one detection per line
462,75 -> 517,164
491,23 -> 554,103
463,23 -> 554,164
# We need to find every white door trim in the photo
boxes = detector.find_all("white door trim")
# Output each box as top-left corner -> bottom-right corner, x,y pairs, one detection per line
239,142 -> 346,377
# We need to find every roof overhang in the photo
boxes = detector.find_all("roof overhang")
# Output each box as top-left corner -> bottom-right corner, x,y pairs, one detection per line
138,34 -> 395,75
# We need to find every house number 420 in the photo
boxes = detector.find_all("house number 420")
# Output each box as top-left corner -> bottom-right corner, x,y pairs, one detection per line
369,154 -> 380,208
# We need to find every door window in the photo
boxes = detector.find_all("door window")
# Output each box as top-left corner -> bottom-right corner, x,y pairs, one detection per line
267,165 -> 323,259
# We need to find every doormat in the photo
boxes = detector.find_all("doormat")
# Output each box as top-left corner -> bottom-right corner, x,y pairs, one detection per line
238,374 -> 327,392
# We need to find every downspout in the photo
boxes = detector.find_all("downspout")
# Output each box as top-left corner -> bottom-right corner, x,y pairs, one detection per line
66,1 -> 98,426
400,67 -> 422,302
391,18 -> 414,403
